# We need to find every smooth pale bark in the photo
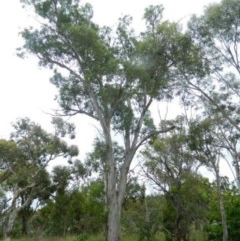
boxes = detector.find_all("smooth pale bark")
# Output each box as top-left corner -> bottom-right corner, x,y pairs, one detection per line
214,164 -> 228,241
219,129 -> 240,196
105,149 -> 140,241
233,156 -> 240,195
106,146 -> 121,241
106,154 -> 135,241
4,208 -> 18,241
4,187 -> 18,241
3,184 -> 36,241
107,192 -> 121,241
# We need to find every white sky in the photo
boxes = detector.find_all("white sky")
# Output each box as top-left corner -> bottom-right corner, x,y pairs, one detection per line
1,0 -> 233,180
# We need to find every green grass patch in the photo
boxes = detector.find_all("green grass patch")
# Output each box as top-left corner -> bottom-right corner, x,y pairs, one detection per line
9,233 -> 136,241
9,232 -> 166,241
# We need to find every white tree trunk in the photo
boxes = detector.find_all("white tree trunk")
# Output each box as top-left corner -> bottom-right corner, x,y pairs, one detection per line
233,159 -> 240,195
105,147 -> 121,241
4,208 -> 18,241
215,164 -> 228,241
3,184 -> 35,241
107,192 -> 121,241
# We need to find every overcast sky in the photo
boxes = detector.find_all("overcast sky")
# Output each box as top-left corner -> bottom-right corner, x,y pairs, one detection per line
2,0 -> 232,178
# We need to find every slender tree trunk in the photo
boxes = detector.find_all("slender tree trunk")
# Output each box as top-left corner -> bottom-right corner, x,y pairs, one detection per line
233,158 -> 240,195
215,166 -> 228,241
3,185 -> 34,241
105,150 -> 122,241
4,208 -> 18,241
104,128 -> 121,241
20,196 -> 28,236
175,219 -> 186,241
4,187 -> 18,241
4,236 -> 11,241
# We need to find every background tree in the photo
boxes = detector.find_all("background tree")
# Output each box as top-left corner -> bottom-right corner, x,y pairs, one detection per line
50,165 -> 72,236
30,178 -> 105,238
0,117 -> 78,241
122,182 -> 166,241
142,117 -> 210,241
188,118 -> 229,241
178,0 -> 240,192
205,178 -> 240,241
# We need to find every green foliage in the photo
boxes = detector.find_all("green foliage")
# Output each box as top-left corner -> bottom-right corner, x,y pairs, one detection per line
0,117 -> 79,239
0,139 -> 25,184
143,5 -> 164,33
205,181 -> 240,241
188,118 -> 215,154
18,0 -> 183,138
52,165 -> 72,193
122,194 -> 166,240
32,180 -> 105,237
142,118 -> 212,241
186,0 -> 240,135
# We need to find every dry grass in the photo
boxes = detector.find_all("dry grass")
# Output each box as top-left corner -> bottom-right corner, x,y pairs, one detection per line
6,228 -> 205,241
8,233 -> 139,241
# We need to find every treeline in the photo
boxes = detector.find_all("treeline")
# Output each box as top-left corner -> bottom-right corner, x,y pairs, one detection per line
1,117 -> 240,241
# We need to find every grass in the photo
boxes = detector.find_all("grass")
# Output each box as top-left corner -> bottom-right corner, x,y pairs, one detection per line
3,232 -> 206,241
3,230 -> 206,241
7,233 -> 142,241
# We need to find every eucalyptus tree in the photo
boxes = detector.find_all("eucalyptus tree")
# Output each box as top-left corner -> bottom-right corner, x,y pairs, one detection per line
142,117 -> 210,241
197,114 -> 240,195
0,117 -> 78,241
18,1 -> 182,240
0,139 -> 24,230
184,0 -> 240,127
206,179 -> 240,241
174,0 -> 240,196
188,118 -> 229,241
216,122 -> 240,195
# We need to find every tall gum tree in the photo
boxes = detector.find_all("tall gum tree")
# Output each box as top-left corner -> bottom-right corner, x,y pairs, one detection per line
188,119 -> 229,241
177,0 -> 240,194
142,117 -> 210,241
18,1 -> 180,240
